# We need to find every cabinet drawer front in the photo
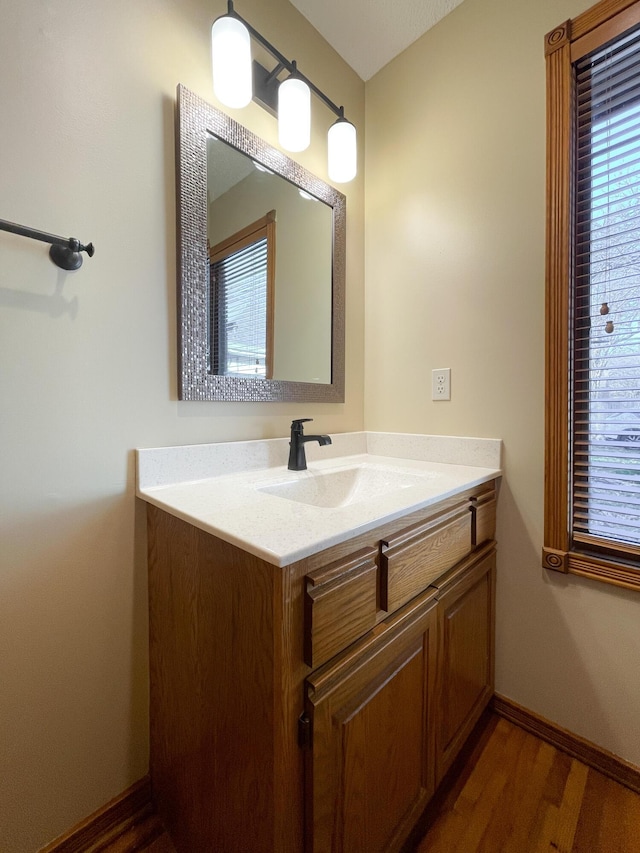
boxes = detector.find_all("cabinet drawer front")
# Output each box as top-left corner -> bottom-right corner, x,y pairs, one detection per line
381,506 -> 471,613
304,548 -> 378,668
472,487 -> 497,546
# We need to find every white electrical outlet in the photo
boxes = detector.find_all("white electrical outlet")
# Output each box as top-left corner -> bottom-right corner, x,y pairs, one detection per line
432,368 -> 451,401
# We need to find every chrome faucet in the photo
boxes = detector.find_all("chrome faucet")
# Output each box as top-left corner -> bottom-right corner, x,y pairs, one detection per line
288,418 -> 332,471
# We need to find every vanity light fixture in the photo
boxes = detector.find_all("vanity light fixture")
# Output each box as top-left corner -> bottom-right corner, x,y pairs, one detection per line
211,13 -> 253,108
278,63 -> 311,153
328,110 -> 357,184
211,0 -> 357,182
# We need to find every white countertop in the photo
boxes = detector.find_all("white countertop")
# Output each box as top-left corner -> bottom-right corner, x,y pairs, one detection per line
136,432 -> 502,567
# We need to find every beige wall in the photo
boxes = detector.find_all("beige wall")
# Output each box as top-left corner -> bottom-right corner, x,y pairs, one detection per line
0,1 -> 364,850
365,0 -> 640,768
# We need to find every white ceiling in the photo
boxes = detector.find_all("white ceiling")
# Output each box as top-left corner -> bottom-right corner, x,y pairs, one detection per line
288,0 -> 467,81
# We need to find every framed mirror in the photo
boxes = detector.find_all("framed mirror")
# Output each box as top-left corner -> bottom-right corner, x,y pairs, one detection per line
176,84 -> 345,402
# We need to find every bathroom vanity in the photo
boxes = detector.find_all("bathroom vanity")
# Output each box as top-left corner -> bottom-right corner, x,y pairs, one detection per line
137,433 -> 500,852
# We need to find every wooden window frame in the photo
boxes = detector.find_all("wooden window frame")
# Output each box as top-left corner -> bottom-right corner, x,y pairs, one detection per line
544,0 -> 640,591
208,210 -> 276,379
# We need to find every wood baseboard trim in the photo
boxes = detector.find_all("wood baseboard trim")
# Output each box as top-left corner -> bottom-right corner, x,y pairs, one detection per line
492,694 -> 640,794
39,776 -> 163,853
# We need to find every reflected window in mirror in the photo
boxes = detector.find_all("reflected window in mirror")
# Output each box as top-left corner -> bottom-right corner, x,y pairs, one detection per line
208,211 -> 275,378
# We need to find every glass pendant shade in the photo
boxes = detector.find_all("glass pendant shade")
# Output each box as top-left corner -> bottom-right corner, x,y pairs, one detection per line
278,76 -> 311,152
328,118 -> 357,183
211,16 -> 252,109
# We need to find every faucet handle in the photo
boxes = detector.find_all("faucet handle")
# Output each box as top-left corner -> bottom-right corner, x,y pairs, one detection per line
291,418 -> 313,432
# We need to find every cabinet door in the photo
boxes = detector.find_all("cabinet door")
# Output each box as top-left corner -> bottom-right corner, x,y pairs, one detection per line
304,592 -> 438,853
435,548 -> 496,782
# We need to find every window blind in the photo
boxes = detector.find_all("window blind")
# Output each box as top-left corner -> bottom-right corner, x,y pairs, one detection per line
573,26 -> 640,551
209,236 -> 268,377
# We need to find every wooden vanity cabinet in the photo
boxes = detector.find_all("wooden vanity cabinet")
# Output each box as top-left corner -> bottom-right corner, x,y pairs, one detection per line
146,481 -> 497,853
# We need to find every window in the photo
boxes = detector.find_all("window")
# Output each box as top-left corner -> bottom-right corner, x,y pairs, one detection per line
544,0 -> 640,589
208,211 -> 275,378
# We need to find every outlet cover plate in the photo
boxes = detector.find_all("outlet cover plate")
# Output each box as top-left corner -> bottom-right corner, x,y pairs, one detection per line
432,368 -> 451,401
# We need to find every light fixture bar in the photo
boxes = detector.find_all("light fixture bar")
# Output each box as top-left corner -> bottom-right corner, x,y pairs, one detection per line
224,0 -> 344,121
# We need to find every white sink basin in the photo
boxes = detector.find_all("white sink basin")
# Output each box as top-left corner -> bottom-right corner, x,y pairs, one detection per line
256,463 -> 440,508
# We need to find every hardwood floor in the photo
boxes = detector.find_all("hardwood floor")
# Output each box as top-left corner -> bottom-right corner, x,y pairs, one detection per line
409,713 -> 640,853
117,714 -> 640,853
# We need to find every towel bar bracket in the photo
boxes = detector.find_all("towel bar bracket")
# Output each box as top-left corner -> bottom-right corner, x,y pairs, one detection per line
0,218 -> 95,270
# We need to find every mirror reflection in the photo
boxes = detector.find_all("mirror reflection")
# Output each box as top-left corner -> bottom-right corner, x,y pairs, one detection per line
207,134 -> 333,383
